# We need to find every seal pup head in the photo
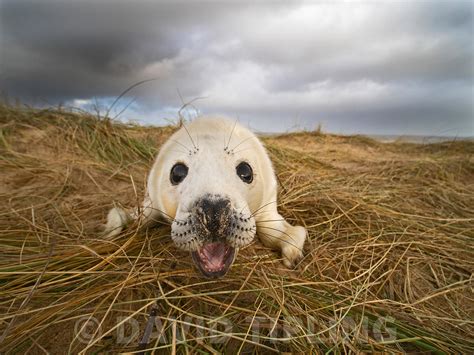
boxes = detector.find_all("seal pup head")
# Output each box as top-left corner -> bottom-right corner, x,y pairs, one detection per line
147,117 -> 269,277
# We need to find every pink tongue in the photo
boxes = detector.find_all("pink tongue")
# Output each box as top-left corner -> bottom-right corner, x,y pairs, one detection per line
202,243 -> 226,264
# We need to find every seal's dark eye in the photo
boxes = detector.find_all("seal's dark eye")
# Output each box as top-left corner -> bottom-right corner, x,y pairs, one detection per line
170,163 -> 188,185
236,162 -> 253,184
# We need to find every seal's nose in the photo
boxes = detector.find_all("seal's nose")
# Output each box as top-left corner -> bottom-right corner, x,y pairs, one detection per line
195,196 -> 232,239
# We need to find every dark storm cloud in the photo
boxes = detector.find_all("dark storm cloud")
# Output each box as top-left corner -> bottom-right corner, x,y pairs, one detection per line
1,1 -> 226,99
0,0 -> 472,136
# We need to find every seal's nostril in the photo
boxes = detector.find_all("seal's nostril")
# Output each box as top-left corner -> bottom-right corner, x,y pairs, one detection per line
196,197 -> 232,236
200,198 -> 231,219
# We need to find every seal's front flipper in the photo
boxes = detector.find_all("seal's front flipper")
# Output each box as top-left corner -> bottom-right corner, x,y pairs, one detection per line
104,207 -> 130,238
279,224 -> 306,267
103,196 -> 160,238
255,212 -> 307,268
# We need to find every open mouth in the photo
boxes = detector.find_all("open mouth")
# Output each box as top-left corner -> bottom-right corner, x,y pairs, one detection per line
191,242 -> 236,278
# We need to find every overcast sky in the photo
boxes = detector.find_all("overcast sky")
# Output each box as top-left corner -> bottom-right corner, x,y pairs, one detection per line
1,0 -> 473,136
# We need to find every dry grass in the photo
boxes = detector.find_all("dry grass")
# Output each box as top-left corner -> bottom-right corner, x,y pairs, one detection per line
0,103 -> 473,354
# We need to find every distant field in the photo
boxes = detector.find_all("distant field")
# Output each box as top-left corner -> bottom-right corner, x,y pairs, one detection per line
368,134 -> 474,143
1,104 -> 473,353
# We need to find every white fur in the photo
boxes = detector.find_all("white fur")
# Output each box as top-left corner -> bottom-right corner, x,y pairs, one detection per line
105,116 -> 306,267
104,207 -> 129,238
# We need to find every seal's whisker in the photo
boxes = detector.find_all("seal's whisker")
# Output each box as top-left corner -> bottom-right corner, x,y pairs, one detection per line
170,139 -> 192,152
238,204 -> 253,216
144,206 -> 183,223
148,217 -> 171,226
256,229 -> 304,251
250,200 -> 278,217
257,225 -> 301,247
229,135 -> 257,153
169,148 -> 189,156
254,218 -> 286,223
225,118 -> 239,151
251,209 -> 276,219
181,121 -> 198,151
232,147 -> 254,155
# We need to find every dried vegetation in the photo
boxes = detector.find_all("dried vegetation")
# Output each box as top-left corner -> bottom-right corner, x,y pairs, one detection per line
0,104 -> 473,353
